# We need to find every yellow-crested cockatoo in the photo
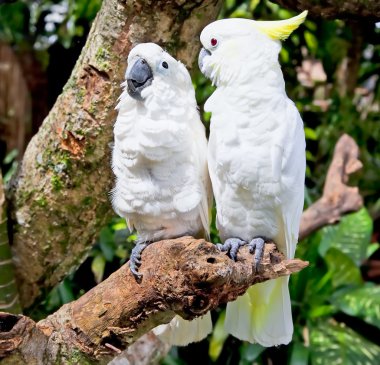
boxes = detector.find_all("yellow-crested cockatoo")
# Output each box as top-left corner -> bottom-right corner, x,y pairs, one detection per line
198,12 -> 307,347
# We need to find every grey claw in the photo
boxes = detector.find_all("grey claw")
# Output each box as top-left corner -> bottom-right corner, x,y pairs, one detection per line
248,237 -> 266,273
217,238 -> 246,261
216,243 -> 226,251
130,263 -> 143,280
129,241 -> 149,280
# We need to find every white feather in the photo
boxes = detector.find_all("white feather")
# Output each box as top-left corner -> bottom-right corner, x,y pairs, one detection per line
153,313 -> 212,346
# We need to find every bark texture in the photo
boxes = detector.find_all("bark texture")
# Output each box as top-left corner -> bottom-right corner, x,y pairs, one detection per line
271,0 -> 380,20
9,0 -> 223,309
0,237 -> 308,365
0,42 -> 32,155
108,332 -> 170,365
0,174 -> 21,314
299,134 -> 363,240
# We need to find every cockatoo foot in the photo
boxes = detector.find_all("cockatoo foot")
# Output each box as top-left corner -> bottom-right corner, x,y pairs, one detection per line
130,241 -> 151,280
216,238 -> 247,261
247,237 -> 266,273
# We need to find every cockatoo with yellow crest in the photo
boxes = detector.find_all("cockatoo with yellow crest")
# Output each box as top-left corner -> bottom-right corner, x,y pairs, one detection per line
198,11 -> 307,346
112,43 -> 212,345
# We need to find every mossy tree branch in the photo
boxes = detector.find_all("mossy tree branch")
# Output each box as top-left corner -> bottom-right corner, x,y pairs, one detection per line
0,237 -> 308,365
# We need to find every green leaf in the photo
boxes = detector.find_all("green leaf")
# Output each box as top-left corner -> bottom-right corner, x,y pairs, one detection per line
115,245 -> 128,260
91,254 -> 106,284
366,242 -> 380,259
209,311 -> 229,361
310,319 -> 380,365
290,342 -> 309,365
44,286 -> 62,312
308,305 -> 336,319
240,342 -> 265,363
99,227 -> 116,261
332,284 -> 380,329
58,279 -> 75,304
249,0 -> 260,12
304,30 -> 318,54
305,127 -> 318,141
112,219 -> 127,231
324,248 -> 362,288
280,47 -> 289,63
319,208 -> 373,266
3,149 -> 18,164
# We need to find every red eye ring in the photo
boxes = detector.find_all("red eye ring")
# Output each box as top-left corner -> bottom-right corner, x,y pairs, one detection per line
211,38 -> 218,47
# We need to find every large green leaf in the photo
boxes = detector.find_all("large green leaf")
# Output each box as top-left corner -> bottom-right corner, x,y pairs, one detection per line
310,319 -> 380,365
91,254 -> 106,284
332,284 -> 380,329
239,343 -> 265,365
319,208 -> 372,266
290,342 -> 309,365
209,311 -> 229,361
324,248 -> 362,288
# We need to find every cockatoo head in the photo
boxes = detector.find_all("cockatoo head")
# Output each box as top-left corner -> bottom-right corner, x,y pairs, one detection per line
198,11 -> 307,86
125,43 -> 192,101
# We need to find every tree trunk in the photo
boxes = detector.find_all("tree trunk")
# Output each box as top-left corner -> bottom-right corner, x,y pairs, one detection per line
0,174 -> 21,314
8,0 -> 223,309
0,42 -> 32,157
0,237 -> 307,365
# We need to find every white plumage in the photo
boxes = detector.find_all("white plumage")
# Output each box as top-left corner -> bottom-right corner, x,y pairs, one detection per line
199,15 -> 306,346
112,43 -> 212,345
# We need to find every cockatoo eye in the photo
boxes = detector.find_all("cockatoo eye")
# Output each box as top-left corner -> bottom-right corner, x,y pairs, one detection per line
162,61 -> 168,69
210,38 -> 218,47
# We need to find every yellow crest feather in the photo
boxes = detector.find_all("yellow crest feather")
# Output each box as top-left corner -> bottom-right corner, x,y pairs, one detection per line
252,10 -> 308,40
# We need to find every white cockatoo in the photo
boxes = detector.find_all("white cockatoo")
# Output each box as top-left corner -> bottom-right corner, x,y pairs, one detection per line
198,12 -> 307,347
112,43 -> 212,345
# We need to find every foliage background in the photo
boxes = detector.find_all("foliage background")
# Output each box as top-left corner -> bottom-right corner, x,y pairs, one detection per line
1,0 -> 380,364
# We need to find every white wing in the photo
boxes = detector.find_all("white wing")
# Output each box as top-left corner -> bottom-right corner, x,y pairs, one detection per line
190,112 -> 213,240
279,108 -> 306,258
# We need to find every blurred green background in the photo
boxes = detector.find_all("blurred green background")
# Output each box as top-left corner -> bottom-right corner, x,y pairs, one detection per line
1,0 -> 380,364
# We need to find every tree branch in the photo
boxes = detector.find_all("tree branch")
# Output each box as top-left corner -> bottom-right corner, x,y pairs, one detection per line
0,237 -> 307,364
270,0 -> 380,20
299,134 -> 363,240
108,332 -> 170,365
8,0 -> 223,309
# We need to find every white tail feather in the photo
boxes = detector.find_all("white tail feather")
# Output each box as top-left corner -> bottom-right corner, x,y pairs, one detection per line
153,312 -> 212,346
225,276 -> 293,347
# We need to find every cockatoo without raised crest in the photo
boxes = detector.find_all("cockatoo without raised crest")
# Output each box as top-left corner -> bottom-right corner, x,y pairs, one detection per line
198,12 -> 307,347
111,43 -> 212,346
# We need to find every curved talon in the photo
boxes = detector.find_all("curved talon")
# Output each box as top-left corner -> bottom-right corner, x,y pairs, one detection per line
217,238 -> 246,261
248,237 -> 266,273
130,264 -> 143,280
129,241 -> 150,280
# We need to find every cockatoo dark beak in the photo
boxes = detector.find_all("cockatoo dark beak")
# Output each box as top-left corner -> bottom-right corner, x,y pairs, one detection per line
126,57 -> 153,100
198,48 -> 211,78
